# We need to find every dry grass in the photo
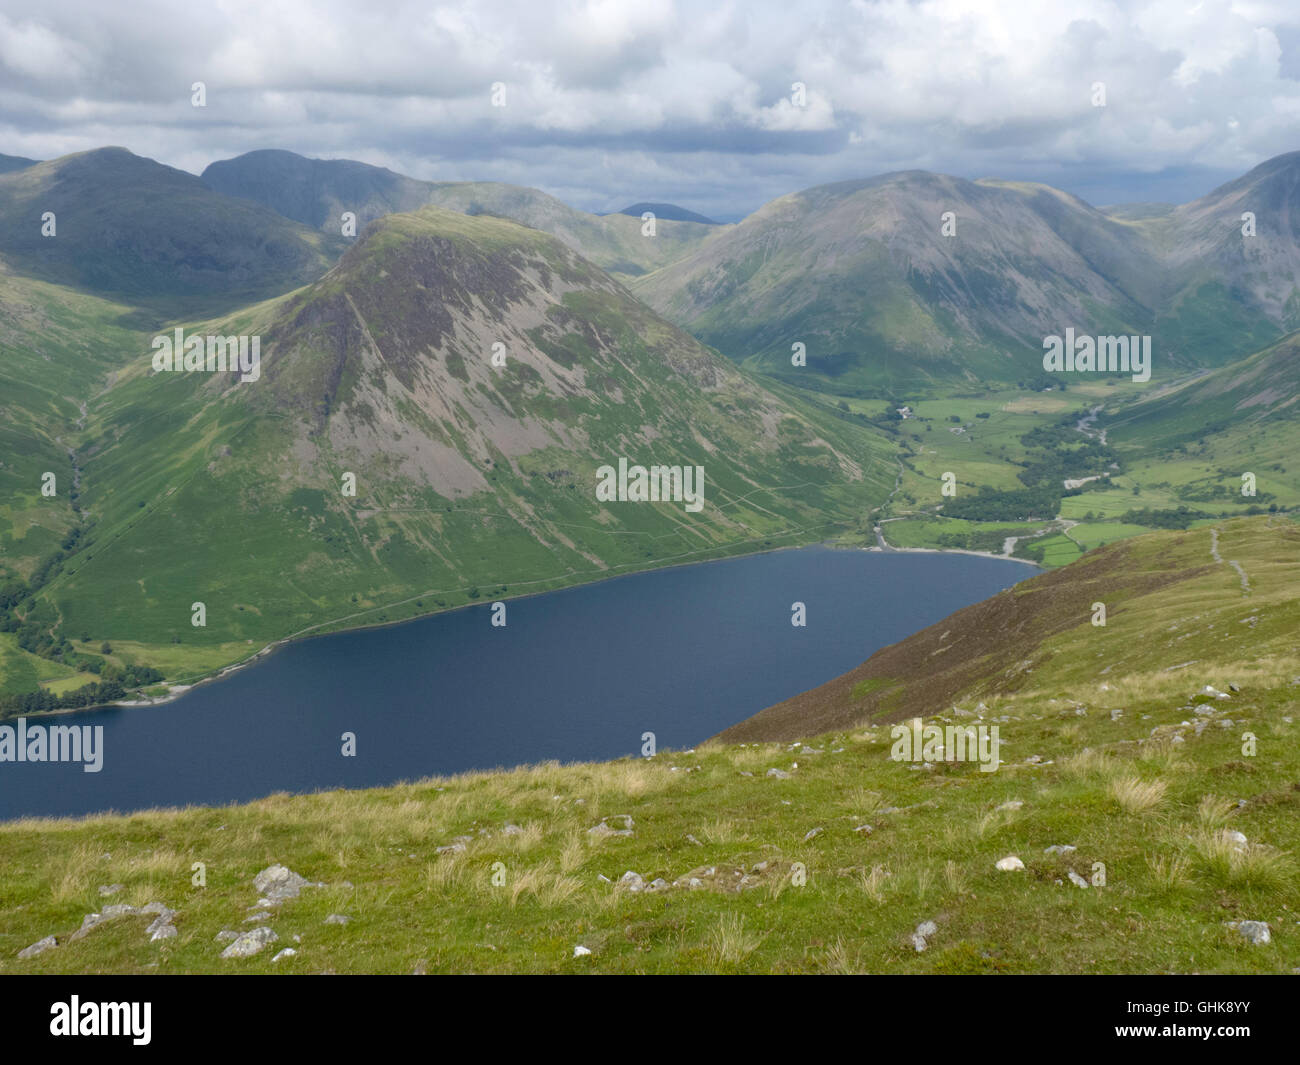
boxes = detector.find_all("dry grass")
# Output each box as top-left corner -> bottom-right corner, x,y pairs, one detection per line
1111,776 -> 1167,814
707,913 -> 763,964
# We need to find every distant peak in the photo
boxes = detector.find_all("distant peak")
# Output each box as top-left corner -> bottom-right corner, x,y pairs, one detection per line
614,202 -> 719,225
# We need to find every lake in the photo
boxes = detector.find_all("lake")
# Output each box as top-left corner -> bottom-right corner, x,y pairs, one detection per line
0,546 -> 1035,819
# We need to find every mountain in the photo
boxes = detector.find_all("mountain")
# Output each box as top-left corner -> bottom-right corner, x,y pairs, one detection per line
0,153 -> 37,174
5,516 -> 1295,975
633,153 -> 1300,395
614,202 -> 719,225
631,170 -> 1160,395
1123,152 -> 1300,362
8,204 -> 893,689
0,148 -> 342,315
202,150 -> 723,278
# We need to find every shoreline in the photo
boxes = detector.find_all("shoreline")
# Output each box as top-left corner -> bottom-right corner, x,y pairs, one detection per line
19,535 -> 1039,721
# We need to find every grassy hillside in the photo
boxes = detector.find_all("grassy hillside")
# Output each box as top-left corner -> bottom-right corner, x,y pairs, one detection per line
2,517 -> 1294,974
3,205 -> 894,699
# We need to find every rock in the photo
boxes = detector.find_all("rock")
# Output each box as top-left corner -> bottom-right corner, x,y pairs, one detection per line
996,800 -> 1023,812
854,824 -> 874,835
101,903 -> 139,918
502,824 -> 524,836
17,936 -> 57,959
911,933 -> 929,952
436,842 -> 467,855
995,856 -> 1025,872
617,871 -> 645,892
243,912 -> 271,923
646,878 -> 669,892
215,930 -> 240,942
588,815 -> 635,838
765,768 -> 791,780
803,827 -> 824,842
220,926 -> 279,958
915,920 -> 938,938
253,864 -> 321,903
1225,830 -> 1248,850
1110,708 -> 1123,721
271,948 -> 297,962
685,834 -> 702,846
149,923 -> 178,942
573,945 -> 591,957
97,884 -> 124,897
1067,871 -> 1090,889
324,914 -> 351,925
1228,920 -> 1271,946
1044,844 -> 1077,855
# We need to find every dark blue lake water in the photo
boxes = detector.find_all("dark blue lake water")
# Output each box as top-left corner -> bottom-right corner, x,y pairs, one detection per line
0,547 -> 1035,819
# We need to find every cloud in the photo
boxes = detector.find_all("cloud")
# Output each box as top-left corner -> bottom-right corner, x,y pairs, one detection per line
0,0 -> 1297,218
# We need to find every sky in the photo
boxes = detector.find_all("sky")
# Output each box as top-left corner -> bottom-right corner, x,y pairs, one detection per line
3,0 -> 1300,221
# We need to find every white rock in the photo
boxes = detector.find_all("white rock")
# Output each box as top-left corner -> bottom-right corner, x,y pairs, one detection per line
1229,920 -> 1270,946
17,936 -> 57,959
573,945 -> 592,957
272,948 -> 297,962
1067,871 -> 1090,889
220,926 -> 279,958
995,856 -> 1025,872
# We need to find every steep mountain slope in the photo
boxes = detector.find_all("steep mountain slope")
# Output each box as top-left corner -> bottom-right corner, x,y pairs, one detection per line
21,205 -> 893,684
631,171 -> 1159,395
718,516 -> 1296,742
1120,152 -> 1300,363
0,148 -> 342,315
5,516 -> 1296,975
202,150 -> 723,278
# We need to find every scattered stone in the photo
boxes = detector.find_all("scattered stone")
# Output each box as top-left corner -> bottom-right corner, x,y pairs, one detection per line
149,923 -> 177,942
765,768 -> 791,780
995,856 -> 1025,872
1044,844 -> 1077,855
685,834 -> 702,846
646,878 -> 669,892
588,815 -> 635,838
97,884 -> 123,897
215,930 -> 240,942
573,945 -> 591,958
17,936 -> 57,959
502,824 -> 524,836
618,871 -> 645,892
253,864 -> 322,903
1228,920 -> 1270,946
271,948 -> 297,962
1225,830 -> 1248,851
854,824 -> 874,835
324,914 -> 351,925
220,926 -> 279,959
996,800 -> 1023,812
803,827 -> 825,842
1110,708 -> 1123,721
1067,871 -> 1090,889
